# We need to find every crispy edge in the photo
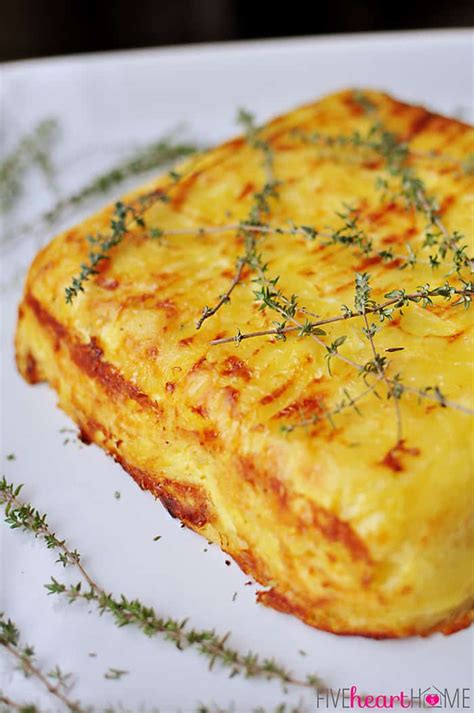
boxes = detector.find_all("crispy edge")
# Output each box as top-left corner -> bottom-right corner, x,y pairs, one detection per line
16,292 -> 473,638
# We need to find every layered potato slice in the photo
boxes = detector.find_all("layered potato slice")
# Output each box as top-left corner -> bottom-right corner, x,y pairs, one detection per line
16,90 -> 474,637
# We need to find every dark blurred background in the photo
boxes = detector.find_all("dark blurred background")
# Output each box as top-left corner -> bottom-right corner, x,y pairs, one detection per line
2,0 -> 473,62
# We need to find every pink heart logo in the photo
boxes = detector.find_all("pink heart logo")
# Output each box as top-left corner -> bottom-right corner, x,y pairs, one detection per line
425,694 -> 440,706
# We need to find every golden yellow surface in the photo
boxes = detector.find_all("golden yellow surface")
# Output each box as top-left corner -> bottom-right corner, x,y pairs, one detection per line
16,90 -> 474,637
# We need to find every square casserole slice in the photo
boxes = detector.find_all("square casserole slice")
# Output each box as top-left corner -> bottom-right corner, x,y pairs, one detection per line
16,90 -> 474,638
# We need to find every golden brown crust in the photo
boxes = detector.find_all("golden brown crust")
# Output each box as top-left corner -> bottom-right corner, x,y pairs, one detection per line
114,453 -> 213,529
257,588 -> 473,639
15,89 -> 474,638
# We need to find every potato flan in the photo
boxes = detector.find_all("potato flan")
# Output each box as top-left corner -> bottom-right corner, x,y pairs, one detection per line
16,90 -> 474,637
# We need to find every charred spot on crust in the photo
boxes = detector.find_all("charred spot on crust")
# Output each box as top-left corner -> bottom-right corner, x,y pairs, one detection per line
237,456 -> 259,485
221,355 -> 252,381
78,429 -> 92,445
405,110 -> 435,139
268,476 -> 288,506
212,331 -> 227,342
440,194 -> 455,214
432,608 -> 473,636
65,230 -> 78,243
222,137 -> 245,151
353,255 -> 383,271
113,454 -> 213,528
24,352 -> 41,384
354,254 -> 404,271
380,226 -> 417,249
258,588 -> 330,620
341,92 -> 368,116
78,417 -> 109,445
237,182 -> 255,201
158,482 -> 211,528
200,429 -> 219,445
381,440 -> 421,473
233,549 -> 260,578
446,330 -> 466,343
191,404 -> 207,418
224,385 -> 240,404
275,395 -> 326,421
362,159 -> 383,170
221,265 -> 251,281
366,202 -> 413,226
155,299 -> 178,318
170,171 -> 201,209
189,355 -> 207,373
260,380 -> 292,406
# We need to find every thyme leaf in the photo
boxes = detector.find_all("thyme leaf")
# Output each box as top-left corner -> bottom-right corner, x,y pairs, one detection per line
0,478 -> 329,694
0,612 -> 85,713
1,119 -> 58,214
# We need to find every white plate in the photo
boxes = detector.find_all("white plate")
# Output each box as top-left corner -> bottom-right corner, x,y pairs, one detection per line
1,30 -> 473,712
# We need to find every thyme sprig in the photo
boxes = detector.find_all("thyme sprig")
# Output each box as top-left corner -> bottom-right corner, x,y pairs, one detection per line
64,189 -> 170,303
289,123 -> 470,174
250,263 -> 405,435
0,692 -> 43,713
2,135 -> 201,252
1,119 -> 58,214
64,111 -> 469,305
49,137 -> 198,223
0,479 -> 328,694
62,103 -> 472,304
0,610 -> 313,713
59,99 -> 473,443
194,112 -> 473,433
367,124 -> 472,272
251,262 -> 361,373
355,273 -> 403,441
236,109 -> 275,183
196,109 -> 279,329
280,375 -> 385,433
196,258 -> 247,329
291,122 -> 473,271
116,215 -> 426,271
239,250 -> 473,426
0,612 -> 85,713
0,694 -> 311,713
104,668 -> 128,680
44,580 -> 325,693
102,706 -> 311,713
196,104 -> 470,343
210,281 -> 473,344
212,273 -> 473,420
